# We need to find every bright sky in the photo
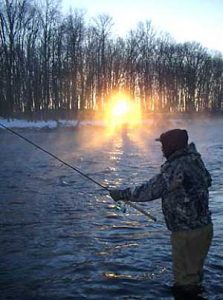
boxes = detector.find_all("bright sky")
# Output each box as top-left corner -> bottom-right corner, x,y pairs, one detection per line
62,0 -> 223,54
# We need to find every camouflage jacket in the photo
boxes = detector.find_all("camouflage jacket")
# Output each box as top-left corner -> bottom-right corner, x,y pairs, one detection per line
121,143 -> 212,232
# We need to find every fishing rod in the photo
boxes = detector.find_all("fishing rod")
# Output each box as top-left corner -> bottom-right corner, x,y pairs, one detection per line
0,121 -> 156,221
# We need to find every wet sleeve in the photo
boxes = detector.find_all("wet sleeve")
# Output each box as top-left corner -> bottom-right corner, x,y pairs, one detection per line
121,174 -> 167,202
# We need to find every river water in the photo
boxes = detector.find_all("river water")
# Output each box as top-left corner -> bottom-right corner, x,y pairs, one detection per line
0,116 -> 223,299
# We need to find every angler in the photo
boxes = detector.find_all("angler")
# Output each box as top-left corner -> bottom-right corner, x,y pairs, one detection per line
110,128 -> 213,297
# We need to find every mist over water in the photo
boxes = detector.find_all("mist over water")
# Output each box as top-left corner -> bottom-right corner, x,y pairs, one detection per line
0,116 -> 223,299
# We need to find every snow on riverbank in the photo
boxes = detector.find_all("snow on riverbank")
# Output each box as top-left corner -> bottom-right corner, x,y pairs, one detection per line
1,114 -> 223,130
0,118 -> 105,129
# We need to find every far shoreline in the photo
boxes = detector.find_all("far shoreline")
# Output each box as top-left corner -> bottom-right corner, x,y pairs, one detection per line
1,110 -> 223,122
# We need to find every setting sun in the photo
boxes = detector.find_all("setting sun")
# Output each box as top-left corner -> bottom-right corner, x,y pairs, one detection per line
104,92 -> 141,134
111,100 -> 129,117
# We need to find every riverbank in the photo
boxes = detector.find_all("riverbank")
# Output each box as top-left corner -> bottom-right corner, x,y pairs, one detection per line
1,109 -> 223,122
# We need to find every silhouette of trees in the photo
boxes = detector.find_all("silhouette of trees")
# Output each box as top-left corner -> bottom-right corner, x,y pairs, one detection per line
0,0 -> 223,116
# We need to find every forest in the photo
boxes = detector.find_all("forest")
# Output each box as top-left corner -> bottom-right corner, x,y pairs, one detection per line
0,0 -> 223,117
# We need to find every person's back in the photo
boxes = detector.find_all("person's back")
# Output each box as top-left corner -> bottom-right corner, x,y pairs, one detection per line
160,142 -> 212,232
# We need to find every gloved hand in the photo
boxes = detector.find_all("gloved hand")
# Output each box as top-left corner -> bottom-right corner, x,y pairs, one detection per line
109,189 -> 123,201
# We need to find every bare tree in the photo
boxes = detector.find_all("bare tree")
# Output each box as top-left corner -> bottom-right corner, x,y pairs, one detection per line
0,2 -> 223,116
62,9 -> 85,111
91,14 -> 113,110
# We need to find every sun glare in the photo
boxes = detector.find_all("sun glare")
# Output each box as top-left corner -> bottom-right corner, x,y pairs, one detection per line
111,100 -> 129,117
104,92 -> 141,135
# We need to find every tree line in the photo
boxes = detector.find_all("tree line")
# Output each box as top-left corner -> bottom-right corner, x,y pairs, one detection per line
0,0 -> 223,117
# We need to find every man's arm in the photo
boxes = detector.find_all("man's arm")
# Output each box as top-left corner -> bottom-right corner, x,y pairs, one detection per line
110,173 -> 167,202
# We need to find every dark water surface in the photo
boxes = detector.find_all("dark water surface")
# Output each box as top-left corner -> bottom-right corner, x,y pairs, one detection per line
0,117 -> 223,299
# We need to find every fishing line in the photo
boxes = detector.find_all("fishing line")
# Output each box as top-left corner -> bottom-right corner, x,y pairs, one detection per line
0,122 -> 156,221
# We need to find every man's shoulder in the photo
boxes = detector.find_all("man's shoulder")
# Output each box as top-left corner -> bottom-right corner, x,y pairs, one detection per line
161,153 -> 193,177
